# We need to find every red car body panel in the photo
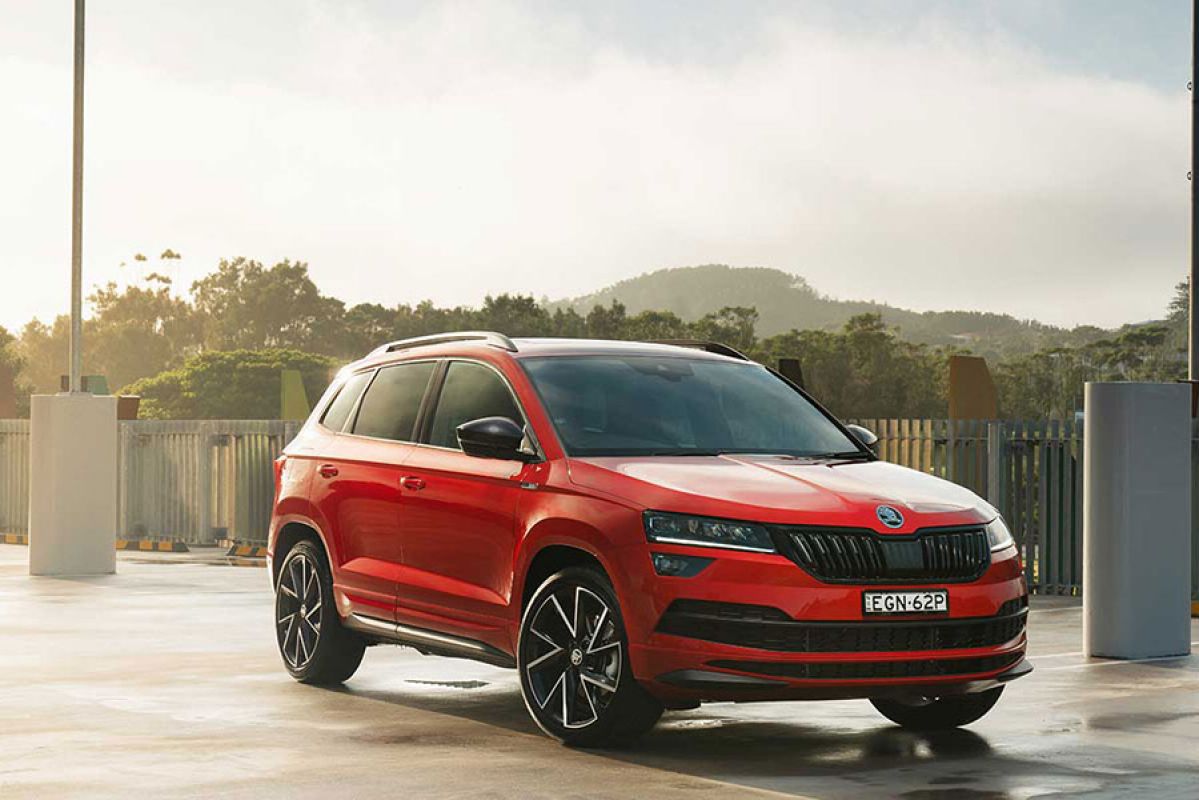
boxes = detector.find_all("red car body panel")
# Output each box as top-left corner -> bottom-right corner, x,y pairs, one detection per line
268,339 -> 1028,703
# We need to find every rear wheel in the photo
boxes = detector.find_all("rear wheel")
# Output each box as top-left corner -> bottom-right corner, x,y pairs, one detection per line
871,686 -> 1003,730
274,540 -> 365,685
518,566 -> 663,747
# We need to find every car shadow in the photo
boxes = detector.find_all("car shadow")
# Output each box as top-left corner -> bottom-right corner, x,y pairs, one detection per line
319,673 -> 999,776
603,717 -> 994,779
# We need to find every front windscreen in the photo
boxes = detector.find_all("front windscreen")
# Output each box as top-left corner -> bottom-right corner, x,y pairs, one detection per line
521,356 -> 861,457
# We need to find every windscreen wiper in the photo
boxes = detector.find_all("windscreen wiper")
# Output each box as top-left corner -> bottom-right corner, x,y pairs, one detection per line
819,451 -> 874,461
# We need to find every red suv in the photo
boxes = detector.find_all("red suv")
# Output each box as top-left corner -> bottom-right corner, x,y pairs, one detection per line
268,332 -> 1028,745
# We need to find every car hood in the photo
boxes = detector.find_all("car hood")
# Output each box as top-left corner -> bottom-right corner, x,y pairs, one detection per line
568,454 -> 993,533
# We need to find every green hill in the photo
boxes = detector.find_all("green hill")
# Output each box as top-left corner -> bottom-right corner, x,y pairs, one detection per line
551,265 -> 1110,358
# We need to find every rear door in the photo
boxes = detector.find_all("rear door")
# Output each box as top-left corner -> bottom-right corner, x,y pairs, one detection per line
313,360 -> 436,622
395,360 -> 534,634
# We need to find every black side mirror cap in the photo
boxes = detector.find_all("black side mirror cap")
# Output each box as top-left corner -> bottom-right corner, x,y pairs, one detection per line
845,424 -> 879,456
457,416 -> 536,462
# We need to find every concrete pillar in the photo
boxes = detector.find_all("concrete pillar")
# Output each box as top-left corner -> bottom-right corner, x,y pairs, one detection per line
29,394 -> 117,575
1083,382 -> 1191,659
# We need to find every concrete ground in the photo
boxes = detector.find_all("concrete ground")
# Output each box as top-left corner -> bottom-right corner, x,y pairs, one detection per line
1,544 -> 1197,800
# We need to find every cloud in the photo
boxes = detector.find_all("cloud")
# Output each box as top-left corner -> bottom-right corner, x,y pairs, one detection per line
0,1 -> 1186,330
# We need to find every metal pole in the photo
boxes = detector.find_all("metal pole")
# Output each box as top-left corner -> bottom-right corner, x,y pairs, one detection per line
1192,0 -> 1199,380
69,0 -> 85,394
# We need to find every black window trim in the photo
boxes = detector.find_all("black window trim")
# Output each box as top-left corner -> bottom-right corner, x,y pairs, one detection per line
413,357 -> 543,461
317,368 -> 377,434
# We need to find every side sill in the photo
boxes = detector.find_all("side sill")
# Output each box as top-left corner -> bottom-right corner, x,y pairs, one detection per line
344,613 -> 516,669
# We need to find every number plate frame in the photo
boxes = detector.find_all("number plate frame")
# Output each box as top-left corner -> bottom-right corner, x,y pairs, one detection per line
862,589 -> 949,616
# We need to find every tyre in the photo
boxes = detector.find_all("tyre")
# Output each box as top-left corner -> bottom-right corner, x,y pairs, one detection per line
274,539 -> 366,685
871,686 -> 1003,730
518,566 -> 663,747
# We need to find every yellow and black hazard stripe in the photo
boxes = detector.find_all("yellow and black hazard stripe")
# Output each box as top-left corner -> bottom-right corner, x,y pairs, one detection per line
2,533 -> 29,545
226,543 -> 269,558
115,538 -> 189,553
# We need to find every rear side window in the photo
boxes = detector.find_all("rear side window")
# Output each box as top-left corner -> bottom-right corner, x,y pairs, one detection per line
352,362 -> 436,442
320,371 -> 371,432
428,362 -> 522,449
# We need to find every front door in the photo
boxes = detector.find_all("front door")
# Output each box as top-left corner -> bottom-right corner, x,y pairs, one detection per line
396,360 -> 532,636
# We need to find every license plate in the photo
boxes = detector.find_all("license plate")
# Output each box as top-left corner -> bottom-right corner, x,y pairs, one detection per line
863,589 -> 948,615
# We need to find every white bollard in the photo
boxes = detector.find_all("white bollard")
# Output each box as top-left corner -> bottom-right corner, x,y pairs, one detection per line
28,394 -> 118,576
1083,382 -> 1191,659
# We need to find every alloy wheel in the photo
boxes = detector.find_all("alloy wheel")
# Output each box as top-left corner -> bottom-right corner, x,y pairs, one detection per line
276,551 -> 322,670
524,585 -> 622,729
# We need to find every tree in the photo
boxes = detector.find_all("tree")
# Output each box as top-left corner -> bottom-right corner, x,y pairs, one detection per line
622,309 -> 690,341
757,314 -> 948,418
1168,277 -> 1188,324
123,349 -> 337,420
16,317 -> 70,394
190,258 -> 346,354
90,274 -> 201,392
585,301 -> 627,339
474,294 -> 553,336
0,325 -> 31,417
691,307 -> 759,352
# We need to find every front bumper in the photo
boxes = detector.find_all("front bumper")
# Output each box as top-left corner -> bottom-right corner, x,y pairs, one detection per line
614,541 -> 1028,703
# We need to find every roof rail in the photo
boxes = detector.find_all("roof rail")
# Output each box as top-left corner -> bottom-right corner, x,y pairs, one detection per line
649,339 -> 750,361
370,331 -> 518,356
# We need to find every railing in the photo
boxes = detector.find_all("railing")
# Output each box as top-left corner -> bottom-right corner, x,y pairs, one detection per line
0,420 -> 300,545
0,420 -> 31,538
0,417 -> 1195,601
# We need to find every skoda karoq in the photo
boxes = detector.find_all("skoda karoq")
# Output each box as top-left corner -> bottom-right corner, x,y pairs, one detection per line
268,333 -> 1028,745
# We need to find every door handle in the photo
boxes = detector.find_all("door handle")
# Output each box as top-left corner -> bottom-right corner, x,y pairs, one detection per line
318,464 -> 339,478
400,476 -> 426,491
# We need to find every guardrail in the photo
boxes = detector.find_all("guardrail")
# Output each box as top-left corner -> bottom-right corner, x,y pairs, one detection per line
0,419 -> 300,545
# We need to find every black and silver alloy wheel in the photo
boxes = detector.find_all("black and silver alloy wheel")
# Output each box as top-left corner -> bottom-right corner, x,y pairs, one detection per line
524,585 -> 622,729
518,566 -> 663,747
276,550 -> 322,670
274,539 -> 366,685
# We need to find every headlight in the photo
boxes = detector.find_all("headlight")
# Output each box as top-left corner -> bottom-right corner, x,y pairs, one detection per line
985,517 -> 1014,552
644,511 -> 776,553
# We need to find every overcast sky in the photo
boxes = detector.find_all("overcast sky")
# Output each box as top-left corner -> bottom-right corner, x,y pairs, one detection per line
0,0 -> 1190,331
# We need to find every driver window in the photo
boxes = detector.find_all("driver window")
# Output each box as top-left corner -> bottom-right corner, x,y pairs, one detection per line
428,362 -> 522,449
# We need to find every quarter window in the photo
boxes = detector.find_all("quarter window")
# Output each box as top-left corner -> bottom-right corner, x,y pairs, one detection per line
428,362 -> 522,450
352,362 -> 436,442
320,371 -> 371,432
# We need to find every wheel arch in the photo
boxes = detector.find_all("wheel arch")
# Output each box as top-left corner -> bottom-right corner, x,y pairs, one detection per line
520,543 -> 611,614
271,520 -> 330,585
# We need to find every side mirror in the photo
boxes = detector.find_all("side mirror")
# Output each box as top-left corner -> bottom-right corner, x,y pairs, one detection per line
845,424 -> 879,456
457,416 -> 536,462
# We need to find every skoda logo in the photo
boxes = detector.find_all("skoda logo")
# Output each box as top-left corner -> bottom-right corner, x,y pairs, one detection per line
876,505 -> 904,529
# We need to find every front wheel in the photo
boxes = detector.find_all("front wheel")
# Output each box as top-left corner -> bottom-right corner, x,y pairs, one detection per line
275,540 -> 366,685
518,567 -> 663,747
871,686 -> 1003,730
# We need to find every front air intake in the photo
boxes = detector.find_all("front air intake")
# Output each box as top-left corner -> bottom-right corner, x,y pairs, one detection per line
776,526 -> 990,584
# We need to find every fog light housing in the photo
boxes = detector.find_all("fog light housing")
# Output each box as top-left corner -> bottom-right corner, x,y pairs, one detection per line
651,552 -> 713,577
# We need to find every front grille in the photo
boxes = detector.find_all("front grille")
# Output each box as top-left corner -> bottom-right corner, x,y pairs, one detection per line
777,526 -> 990,583
656,598 -> 1028,653
708,652 -> 1022,681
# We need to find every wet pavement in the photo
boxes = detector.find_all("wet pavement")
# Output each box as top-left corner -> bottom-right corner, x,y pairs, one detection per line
1,543 -> 1197,799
